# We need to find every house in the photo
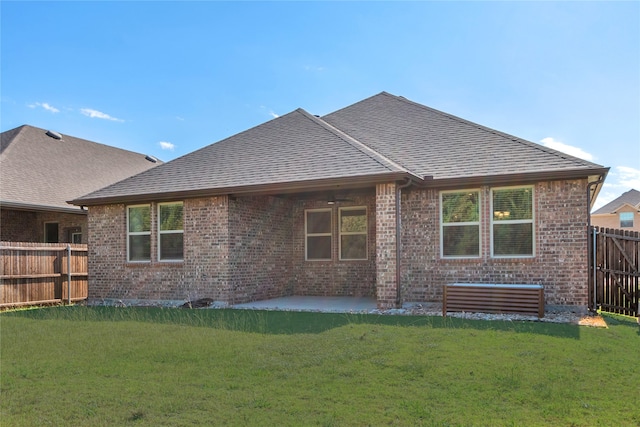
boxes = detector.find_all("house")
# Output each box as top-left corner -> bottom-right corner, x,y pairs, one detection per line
591,189 -> 640,232
0,125 -> 161,243
71,92 -> 609,310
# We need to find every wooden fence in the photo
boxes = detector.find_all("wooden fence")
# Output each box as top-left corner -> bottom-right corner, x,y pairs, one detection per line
589,227 -> 639,317
1,242 -> 88,308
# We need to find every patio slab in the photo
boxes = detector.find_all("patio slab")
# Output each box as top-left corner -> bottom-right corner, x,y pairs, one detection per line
232,296 -> 377,313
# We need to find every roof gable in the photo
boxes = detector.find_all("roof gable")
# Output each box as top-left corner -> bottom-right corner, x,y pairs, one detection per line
592,189 -> 640,215
0,125 -> 161,212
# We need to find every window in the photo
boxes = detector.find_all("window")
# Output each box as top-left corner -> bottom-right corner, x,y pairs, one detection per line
158,202 -> 184,261
491,186 -> 534,257
441,190 -> 480,257
44,222 -> 59,243
339,207 -> 367,260
71,232 -> 82,244
306,209 -> 332,260
127,205 -> 151,262
620,212 -> 633,228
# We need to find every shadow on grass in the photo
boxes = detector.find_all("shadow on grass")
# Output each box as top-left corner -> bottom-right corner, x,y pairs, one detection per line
1,305 -> 584,339
599,312 -> 640,335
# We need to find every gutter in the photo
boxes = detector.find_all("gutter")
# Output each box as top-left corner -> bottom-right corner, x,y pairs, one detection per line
69,172 -> 419,206
0,200 -> 86,215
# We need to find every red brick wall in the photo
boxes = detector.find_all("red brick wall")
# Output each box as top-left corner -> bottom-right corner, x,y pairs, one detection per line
85,178 -> 590,308
291,193 -> 377,298
400,179 -> 590,306
228,196 -> 294,303
1,208 -> 86,243
87,197 -> 231,303
376,183 -> 398,308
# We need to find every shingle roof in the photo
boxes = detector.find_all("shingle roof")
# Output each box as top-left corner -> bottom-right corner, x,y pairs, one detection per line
1,125 -> 161,212
592,189 -> 640,215
323,92 -> 604,179
72,92 -> 608,206
74,109 -> 412,203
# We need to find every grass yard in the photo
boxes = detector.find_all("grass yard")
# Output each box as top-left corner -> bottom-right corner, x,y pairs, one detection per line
1,307 -> 638,426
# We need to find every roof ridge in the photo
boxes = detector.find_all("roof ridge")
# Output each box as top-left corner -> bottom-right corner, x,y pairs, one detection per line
297,109 -> 417,177
0,125 -> 28,156
386,93 -> 602,169
593,188 -> 640,214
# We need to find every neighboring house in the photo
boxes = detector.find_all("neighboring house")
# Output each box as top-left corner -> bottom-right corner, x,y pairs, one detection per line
71,92 -> 608,310
1,125 -> 161,243
591,189 -> 640,232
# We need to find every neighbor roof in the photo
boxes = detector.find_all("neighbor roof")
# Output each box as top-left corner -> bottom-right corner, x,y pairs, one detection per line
592,189 -> 640,215
1,125 -> 161,213
72,92 -> 608,206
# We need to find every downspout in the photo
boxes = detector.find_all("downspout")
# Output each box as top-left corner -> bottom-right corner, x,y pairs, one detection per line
587,175 -> 605,312
395,178 -> 413,307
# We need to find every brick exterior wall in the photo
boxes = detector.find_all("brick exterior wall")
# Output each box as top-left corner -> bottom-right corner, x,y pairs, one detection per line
228,196 -> 294,303
1,208 -> 86,243
85,178 -> 591,309
400,179 -> 590,307
291,193 -> 377,298
376,183 -> 398,308
87,197 -> 231,303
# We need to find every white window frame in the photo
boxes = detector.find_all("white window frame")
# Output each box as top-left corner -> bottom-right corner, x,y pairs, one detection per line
127,204 -> 151,263
339,206 -> 368,261
71,232 -> 82,244
439,189 -> 481,259
158,202 -> 184,262
305,208 -> 332,261
490,185 -> 535,258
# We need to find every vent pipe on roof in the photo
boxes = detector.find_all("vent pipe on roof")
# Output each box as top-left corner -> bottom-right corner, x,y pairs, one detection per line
46,130 -> 62,140
145,155 -> 158,163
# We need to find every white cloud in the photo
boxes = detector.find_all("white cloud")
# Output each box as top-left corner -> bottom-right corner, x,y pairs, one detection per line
591,166 -> 640,211
540,137 -> 594,162
159,141 -> 175,151
616,166 -> 640,189
303,65 -> 326,72
260,105 -> 279,118
29,102 -> 60,113
80,108 -> 124,122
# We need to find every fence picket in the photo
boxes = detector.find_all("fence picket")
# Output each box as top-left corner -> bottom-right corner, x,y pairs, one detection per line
589,226 -> 639,317
0,242 -> 88,308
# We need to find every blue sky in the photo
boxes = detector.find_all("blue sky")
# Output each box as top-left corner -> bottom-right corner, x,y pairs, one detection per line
1,1 -> 638,209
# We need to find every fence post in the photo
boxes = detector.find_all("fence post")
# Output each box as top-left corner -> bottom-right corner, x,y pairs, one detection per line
67,244 -> 72,305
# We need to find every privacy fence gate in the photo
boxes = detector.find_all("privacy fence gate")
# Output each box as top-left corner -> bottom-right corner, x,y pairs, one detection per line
589,226 -> 639,317
1,242 -> 88,308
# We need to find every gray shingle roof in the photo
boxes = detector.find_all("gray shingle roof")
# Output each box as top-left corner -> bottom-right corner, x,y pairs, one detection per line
74,109 -> 411,203
323,92 -> 604,179
72,92 -> 608,206
1,125 -> 161,212
592,189 -> 640,215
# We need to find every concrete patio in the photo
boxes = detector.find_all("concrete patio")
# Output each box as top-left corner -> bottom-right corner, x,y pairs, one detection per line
232,296 -> 378,313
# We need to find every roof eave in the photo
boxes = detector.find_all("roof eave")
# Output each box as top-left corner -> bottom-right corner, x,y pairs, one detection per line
1,200 -> 87,215
70,172 -> 418,206
419,167 -> 610,190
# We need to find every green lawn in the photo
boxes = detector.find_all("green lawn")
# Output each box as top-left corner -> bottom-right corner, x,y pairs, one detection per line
1,307 -> 638,426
